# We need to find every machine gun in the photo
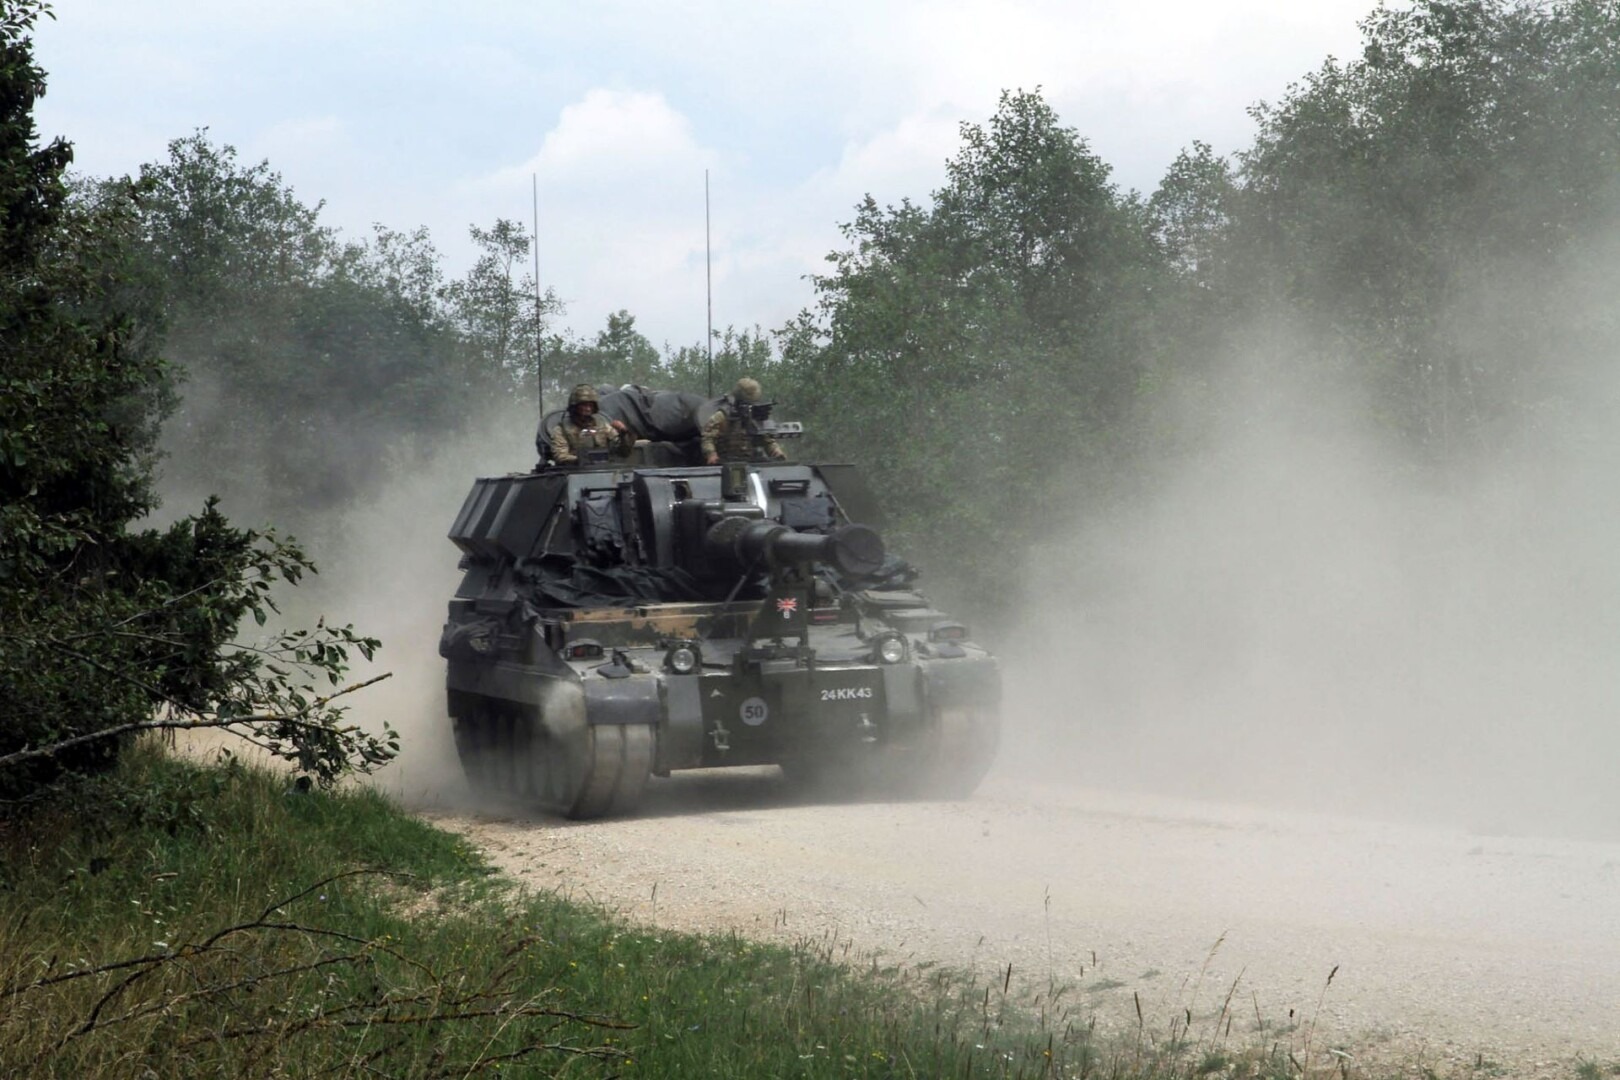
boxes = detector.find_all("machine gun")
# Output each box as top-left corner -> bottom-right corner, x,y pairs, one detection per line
727,398 -> 804,458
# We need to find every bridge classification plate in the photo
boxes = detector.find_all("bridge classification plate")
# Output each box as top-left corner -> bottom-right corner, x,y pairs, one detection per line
739,697 -> 769,726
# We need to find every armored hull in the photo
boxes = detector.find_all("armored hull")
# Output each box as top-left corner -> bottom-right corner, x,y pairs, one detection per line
440,460 -> 999,818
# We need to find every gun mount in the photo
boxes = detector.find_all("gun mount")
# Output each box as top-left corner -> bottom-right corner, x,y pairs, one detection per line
441,448 -> 999,819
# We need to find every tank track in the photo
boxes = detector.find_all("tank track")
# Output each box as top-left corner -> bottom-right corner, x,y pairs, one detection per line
451,695 -> 654,819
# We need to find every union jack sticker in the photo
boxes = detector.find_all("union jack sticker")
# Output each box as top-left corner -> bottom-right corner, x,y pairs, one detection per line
775,597 -> 799,618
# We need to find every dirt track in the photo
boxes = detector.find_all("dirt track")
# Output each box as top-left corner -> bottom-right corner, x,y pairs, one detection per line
426,766 -> 1620,1077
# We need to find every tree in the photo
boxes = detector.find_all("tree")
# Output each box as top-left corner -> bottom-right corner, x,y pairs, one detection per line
1217,0 -> 1620,458
132,131 -> 334,312
0,1 -> 392,806
779,89 -> 1164,609
544,309 -> 662,397
662,325 -> 776,399
442,217 -> 560,398
1147,141 -> 1235,279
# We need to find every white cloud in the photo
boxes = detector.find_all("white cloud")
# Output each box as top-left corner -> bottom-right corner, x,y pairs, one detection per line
816,112 -> 961,206
490,89 -> 710,193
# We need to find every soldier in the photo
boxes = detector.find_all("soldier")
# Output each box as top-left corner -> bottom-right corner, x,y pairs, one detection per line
701,377 -> 788,465
550,384 -> 634,465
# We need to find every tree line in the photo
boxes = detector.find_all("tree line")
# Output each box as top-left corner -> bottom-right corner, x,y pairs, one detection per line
5,0 -> 1619,800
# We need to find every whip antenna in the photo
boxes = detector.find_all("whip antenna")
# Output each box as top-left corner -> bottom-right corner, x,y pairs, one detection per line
533,172 -> 544,419
705,168 -> 713,399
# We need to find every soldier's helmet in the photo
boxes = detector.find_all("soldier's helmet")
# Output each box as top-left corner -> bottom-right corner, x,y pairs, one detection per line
732,377 -> 763,403
568,383 -> 599,408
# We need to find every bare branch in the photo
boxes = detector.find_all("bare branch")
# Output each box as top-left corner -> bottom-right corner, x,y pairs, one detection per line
3,869 -> 416,1002
70,951 -> 372,1039
199,1004 -> 633,1046
0,673 -> 392,771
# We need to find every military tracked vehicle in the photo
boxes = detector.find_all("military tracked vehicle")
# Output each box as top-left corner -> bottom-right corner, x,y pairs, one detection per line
440,393 -> 999,818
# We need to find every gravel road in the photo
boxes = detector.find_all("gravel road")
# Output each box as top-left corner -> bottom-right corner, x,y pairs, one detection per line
426,766 -> 1620,1077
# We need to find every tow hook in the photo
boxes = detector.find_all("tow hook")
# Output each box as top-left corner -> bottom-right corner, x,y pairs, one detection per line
856,712 -> 877,744
710,719 -> 732,753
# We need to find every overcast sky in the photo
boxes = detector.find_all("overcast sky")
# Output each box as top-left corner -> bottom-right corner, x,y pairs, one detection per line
35,1 -> 1379,351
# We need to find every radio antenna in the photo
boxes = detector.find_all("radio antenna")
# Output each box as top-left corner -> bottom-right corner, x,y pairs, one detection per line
533,172 -> 544,419
705,168 -> 713,400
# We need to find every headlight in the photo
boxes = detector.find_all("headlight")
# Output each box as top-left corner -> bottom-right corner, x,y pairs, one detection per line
560,638 -> 604,661
665,641 -> 701,674
875,634 -> 907,664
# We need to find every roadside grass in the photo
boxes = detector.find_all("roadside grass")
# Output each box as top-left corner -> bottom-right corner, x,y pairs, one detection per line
0,744 -> 1443,1078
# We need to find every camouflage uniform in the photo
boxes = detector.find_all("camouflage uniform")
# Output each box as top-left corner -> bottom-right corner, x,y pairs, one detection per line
551,384 -> 634,465
701,377 -> 787,463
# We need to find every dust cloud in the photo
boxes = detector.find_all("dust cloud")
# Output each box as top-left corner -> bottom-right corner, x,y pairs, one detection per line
1002,230 -> 1620,841
268,401 -> 538,809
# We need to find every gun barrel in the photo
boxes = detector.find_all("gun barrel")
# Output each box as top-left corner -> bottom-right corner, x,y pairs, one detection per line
706,518 -> 884,577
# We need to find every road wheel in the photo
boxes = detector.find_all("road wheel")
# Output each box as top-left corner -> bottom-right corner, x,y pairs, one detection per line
527,690 -> 655,819
567,724 -> 656,819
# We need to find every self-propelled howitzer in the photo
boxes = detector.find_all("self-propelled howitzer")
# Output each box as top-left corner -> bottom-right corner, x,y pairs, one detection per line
440,456 -> 999,818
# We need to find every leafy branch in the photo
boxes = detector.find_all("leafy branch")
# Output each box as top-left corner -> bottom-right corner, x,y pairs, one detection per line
2,501 -> 397,793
